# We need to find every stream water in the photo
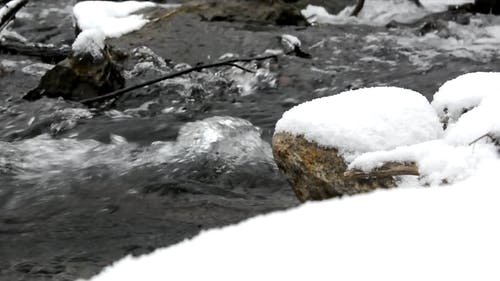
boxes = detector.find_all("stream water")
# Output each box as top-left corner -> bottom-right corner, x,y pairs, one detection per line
1,0 -> 500,280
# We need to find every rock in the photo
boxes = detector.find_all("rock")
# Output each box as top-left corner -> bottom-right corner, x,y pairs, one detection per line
272,132 -> 395,202
193,0 -> 308,26
474,0 -> 500,14
23,46 -> 125,102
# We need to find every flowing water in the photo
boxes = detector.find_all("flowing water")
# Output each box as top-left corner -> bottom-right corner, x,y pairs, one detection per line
1,0 -> 500,280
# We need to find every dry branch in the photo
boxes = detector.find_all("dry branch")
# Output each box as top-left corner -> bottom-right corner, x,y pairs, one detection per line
344,162 -> 419,179
80,53 -> 281,106
0,40 -> 70,62
0,0 -> 28,32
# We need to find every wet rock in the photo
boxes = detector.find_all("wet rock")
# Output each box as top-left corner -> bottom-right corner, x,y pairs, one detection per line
272,132 -> 394,202
474,0 -> 500,14
23,46 -> 125,102
193,0 -> 308,25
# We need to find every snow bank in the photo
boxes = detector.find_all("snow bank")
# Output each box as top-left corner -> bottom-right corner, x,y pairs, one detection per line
432,72 -> 500,124
302,0 -> 474,26
81,161 -> 500,281
275,87 -> 443,159
71,1 -> 157,56
349,72 -> 500,185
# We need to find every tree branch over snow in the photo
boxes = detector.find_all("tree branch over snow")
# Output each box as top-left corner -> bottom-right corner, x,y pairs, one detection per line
344,162 -> 420,179
0,0 -> 28,33
79,53 -> 282,106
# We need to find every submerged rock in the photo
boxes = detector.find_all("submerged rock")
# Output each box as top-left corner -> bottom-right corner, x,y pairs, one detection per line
475,0 -> 500,14
23,46 -> 125,102
272,132 -> 394,202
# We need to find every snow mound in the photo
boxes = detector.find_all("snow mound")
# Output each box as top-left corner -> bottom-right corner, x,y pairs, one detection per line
432,72 -> 500,125
81,161 -> 500,281
349,72 -> 500,185
275,86 -> 443,160
71,1 -> 157,57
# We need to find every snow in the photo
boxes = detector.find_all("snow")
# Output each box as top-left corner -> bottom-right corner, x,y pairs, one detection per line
71,1 -> 158,56
275,87 -> 443,160
280,34 -> 301,52
71,29 -> 106,59
81,162 -> 500,281
432,72 -> 500,125
348,72 -> 500,185
302,0 -> 474,26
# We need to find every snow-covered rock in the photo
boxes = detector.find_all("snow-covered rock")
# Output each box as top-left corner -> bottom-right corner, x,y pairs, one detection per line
72,1 -> 157,58
273,87 -> 442,201
275,86 -> 443,160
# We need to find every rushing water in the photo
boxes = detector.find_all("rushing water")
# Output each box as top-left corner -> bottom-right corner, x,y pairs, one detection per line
1,0 -> 500,280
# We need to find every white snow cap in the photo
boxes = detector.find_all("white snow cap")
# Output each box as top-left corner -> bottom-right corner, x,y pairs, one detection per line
348,72 -> 500,185
71,29 -> 106,59
275,87 -> 443,159
432,72 -> 500,124
71,1 -> 157,57
280,34 -> 301,52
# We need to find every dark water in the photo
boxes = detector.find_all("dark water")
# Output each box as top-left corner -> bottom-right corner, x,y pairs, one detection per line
1,1 -> 500,280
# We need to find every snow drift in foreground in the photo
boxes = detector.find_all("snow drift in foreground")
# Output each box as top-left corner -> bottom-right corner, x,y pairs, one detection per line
302,0 -> 474,26
81,72 -> 500,281
71,1 -> 157,56
81,165 -> 500,281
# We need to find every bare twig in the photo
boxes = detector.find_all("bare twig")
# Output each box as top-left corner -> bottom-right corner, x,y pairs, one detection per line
469,133 -> 493,145
0,0 -> 28,32
80,53 -> 279,106
226,62 -> 256,73
0,40 -> 70,62
344,162 -> 419,180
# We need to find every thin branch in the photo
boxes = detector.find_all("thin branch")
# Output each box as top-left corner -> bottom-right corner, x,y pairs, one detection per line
0,0 -> 28,33
0,40 -> 70,62
350,0 -> 365,17
80,53 -> 279,105
469,133 -> 493,145
226,62 -> 256,73
344,162 -> 419,180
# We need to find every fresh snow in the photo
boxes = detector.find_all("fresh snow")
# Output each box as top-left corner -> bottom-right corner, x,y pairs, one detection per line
275,86 -> 443,160
71,1 -> 157,56
81,162 -> 500,281
348,72 -> 500,185
432,72 -> 500,125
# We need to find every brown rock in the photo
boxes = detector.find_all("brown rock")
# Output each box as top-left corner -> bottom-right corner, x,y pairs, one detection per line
272,132 -> 395,202
23,46 -> 125,102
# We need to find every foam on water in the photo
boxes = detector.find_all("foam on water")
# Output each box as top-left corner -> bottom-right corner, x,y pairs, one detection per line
0,116 -> 275,181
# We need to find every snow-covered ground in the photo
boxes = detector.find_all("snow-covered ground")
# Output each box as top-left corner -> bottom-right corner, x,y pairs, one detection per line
80,73 -> 500,281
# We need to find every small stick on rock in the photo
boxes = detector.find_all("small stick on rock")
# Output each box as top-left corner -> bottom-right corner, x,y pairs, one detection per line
344,162 -> 420,180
